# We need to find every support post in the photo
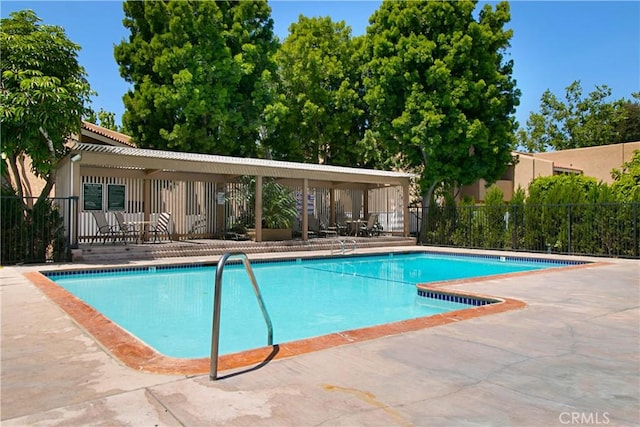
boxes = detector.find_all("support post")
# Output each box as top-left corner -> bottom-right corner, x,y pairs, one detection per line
255,175 -> 262,242
330,188 -> 336,227
403,182 -> 410,237
302,178 -> 309,241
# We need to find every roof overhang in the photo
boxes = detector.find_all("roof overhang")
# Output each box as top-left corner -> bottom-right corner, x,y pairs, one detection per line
80,122 -> 134,147
553,163 -> 583,174
69,143 -> 416,188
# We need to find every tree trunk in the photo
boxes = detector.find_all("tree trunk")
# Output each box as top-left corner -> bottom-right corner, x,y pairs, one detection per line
36,127 -> 58,206
419,181 -> 438,244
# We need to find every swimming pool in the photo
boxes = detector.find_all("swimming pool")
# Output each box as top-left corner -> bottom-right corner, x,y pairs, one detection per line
46,252 -> 577,359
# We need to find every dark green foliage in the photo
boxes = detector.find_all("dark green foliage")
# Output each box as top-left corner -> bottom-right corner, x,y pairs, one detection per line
518,82 -> 636,152
85,109 -> 121,132
524,175 -> 595,252
506,186 -> 525,249
420,173 -> 638,257
29,199 -> 67,262
449,186 -> 506,249
232,177 -> 297,229
1,188 -> 23,264
362,0 -> 520,201
423,191 -> 458,246
451,197 -> 474,247
615,97 -> 640,143
115,0 -> 278,156
261,180 -> 298,229
265,16 -> 365,166
482,186 -> 506,248
1,10 -> 93,201
1,194 -> 67,264
611,150 -> 640,202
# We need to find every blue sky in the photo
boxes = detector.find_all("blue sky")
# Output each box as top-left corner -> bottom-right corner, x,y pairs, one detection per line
2,1 -> 638,130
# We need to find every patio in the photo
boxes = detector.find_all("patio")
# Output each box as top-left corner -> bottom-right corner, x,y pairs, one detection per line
57,142 -> 415,250
1,247 -> 638,426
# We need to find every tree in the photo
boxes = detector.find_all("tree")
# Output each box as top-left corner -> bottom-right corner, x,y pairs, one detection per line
616,94 -> 640,143
362,0 -> 519,219
518,81 -> 629,152
114,0 -> 278,156
1,10 -> 93,202
265,16 -> 365,166
611,149 -> 640,202
85,108 -> 121,132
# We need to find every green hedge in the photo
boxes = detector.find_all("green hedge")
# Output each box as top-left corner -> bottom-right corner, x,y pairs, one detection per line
420,201 -> 638,258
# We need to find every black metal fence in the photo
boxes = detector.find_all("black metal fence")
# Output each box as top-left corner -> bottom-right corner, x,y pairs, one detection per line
3,197 -> 638,263
1,196 -> 78,265
410,203 -> 639,259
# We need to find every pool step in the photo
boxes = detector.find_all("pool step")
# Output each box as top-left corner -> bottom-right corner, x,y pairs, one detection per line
76,236 -> 417,264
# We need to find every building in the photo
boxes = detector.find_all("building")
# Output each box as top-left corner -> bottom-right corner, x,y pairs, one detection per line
459,141 -> 640,203
52,123 -> 415,245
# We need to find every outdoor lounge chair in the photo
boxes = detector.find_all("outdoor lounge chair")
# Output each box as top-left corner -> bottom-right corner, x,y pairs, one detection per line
150,212 -> 172,243
307,215 -> 338,238
90,211 -> 117,245
360,213 -> 380,237
187,215 -> 207,237
221,231 -> 250,241
113,211 -> 139,244
318,222 -> 338,238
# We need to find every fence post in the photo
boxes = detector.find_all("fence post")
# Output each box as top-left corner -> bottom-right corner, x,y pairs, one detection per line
513,205 -> 518,250
467,205 -> 472,248
66,197 -> 72,254
70,196 -> 79,249
567,204 -> 572,254
635,202 -> 638,258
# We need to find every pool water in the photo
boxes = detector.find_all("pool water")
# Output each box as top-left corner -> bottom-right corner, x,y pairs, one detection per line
49,253 -> 567,358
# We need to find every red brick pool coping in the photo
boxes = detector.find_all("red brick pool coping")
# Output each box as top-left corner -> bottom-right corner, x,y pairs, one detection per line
24,261 -> 604,376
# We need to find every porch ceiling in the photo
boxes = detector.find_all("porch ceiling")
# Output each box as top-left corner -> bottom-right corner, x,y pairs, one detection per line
70,143 -> 415,188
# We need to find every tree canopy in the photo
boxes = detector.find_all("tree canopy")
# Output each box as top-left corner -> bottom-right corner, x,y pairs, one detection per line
0,9 -> 93,201
518,81 -> 639,152
85,108 -> 121,132
264,16 -> 365,166
114,0 -> 278,156
362,0 -> 520,205
616,95 -> 640,144
611,149 -> 640,202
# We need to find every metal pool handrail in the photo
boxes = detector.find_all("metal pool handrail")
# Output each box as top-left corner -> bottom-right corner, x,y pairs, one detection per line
331,238 -> 357,255
210,252 -> 273,380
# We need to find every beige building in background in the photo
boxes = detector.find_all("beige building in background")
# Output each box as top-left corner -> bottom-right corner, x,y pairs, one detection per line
460,141 -> 640,203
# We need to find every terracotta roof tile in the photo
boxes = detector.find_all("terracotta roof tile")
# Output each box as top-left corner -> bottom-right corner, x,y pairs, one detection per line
81,121 -> 135,147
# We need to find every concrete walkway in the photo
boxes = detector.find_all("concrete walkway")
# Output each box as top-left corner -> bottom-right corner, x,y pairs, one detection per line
1,248 -> 638,426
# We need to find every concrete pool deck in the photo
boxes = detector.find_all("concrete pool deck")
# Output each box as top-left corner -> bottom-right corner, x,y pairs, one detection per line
1,247 -> 638,426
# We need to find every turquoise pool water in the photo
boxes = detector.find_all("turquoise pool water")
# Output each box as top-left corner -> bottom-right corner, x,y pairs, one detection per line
48,252 -> 572,358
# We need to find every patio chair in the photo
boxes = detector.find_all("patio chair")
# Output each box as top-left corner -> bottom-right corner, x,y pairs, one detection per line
329,223 -> 347,236
150,212 -> 172,243
113,211 -> 139,244
360,213 -> 380,237
305,215 -> 335,238
318,221 -> 338,238
187,215 -> 207,238
90,211 -> 117,245
306,214 -> 319,238
222,231 -> 250,241
329,214 -> 348,236
316,214 -> 338,238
